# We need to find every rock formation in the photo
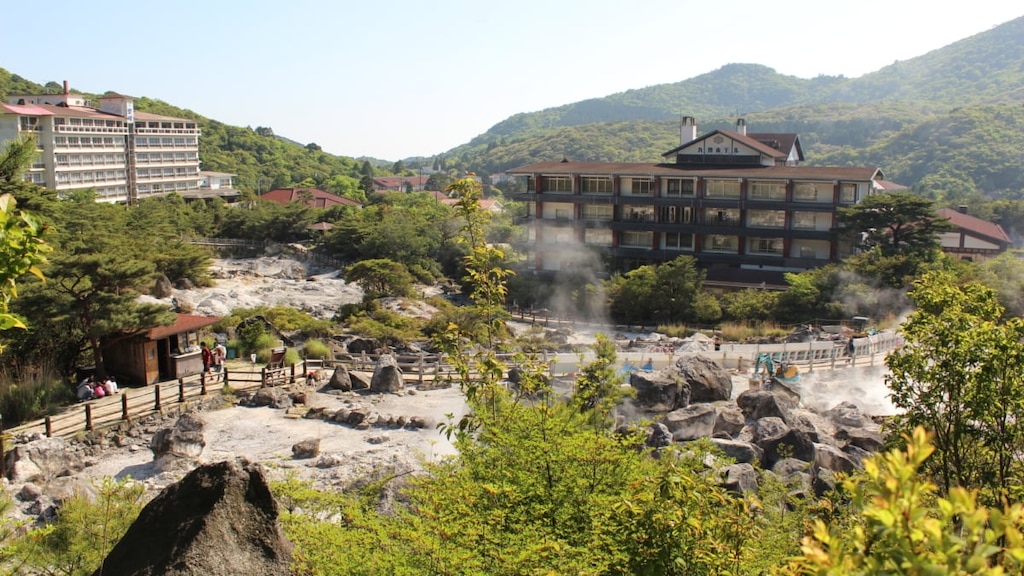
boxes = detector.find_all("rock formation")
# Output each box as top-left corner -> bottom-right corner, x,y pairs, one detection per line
92,458 -> 293,576
150,413 -> 206,472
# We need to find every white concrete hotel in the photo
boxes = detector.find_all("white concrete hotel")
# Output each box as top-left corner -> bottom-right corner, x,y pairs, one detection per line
0,81 -> 201,204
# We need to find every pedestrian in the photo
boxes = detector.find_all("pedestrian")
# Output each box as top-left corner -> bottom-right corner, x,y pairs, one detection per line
713,335 -> 721,351
201,342 -> 213,372
213,341 -> 227,372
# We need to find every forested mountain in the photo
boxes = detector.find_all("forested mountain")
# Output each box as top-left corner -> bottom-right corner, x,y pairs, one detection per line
2,16 -> 1022,199
446,16 -> 1024,199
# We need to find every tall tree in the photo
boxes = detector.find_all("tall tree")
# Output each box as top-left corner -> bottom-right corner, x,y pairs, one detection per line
837,192 -> 954,257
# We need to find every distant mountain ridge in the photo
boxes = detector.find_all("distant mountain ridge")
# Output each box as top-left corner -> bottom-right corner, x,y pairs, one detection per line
2,15 -> 1022,197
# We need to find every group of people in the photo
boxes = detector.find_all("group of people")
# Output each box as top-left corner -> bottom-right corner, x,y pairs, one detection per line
76,375 -> 119,401
201,341 -> 227,373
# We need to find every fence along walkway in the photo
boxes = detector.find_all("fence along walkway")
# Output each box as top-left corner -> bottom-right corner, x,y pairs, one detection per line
5,333 -> 901,443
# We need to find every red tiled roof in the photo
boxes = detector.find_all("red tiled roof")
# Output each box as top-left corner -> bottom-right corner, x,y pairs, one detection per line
261,188 -> 361,209
1,103 -> 54,116
146,314 -> 220,340
936,208 -> 1011,244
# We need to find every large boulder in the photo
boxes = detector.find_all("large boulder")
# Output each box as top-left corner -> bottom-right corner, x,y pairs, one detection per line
92,458 -> 293,576
251,387 -> 294,409
713,405 -> 746,438
814,443 -> 859,474
4,437 -> 84,483
326,364 -> 353,391
709,438 -> 763,465
370,354 -> 404,393
673,354 -> 732,402
825,401 -> 872,428
661,404 -> 717,441
736,389 -> 795,422
150,413 -> 206,473
720,463 -> 759,494
752,417 -> 815,468
630,371 -> 690,412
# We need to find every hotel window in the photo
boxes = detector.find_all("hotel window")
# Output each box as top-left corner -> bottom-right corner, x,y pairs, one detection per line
792,212 -> 818,229
703,207 -> 740,225
747,209 -> 786,228
624,205 -> 654,222
793,182 -> 820,201
704,179 -> 741,198
621,231 -> 653,248
705,235 -> 739,252
581,204 -> 613,220
749,180 -> 786,200
664,178 -> 695,197
541,176 -> 572,193
664,232 -> 693,250
840,183 -> 857,203
749,237 -> 784,255
659,205 -> 693,223
581,176 -> 612,194
631,179 -> 652,195
584,228 -> 613,246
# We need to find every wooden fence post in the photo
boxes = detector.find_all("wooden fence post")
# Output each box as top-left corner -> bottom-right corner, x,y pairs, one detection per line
201,374 -> 207,396
224,367 -> 230,388
154,385 -> 162,411
261,367 -> 267,388
178,379 -> 186,403
121,394 -> 129,421
418,354 -> 424,386
290,363 -> 296,385
85,404 -> 93,431
45,416 -> 52,438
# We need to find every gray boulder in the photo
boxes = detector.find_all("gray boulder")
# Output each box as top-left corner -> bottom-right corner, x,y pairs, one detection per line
673,354 -> 733,402
92,459 -> 293,576
713,405 -> 746,438
661,404 -> 717,441
736,389 -> 795,422
720,463 -> 759,494
291,438 -> 320,459
326,364 -> 353,391
370,354 -> 404,393
151,413 -> 206,473
835,427 -> 885,452
709,438 -> 763,465
4,437 -> 84,483
630,371 -> 690,412
814,443 -> 859,474
646,422 -> 673,449
826,401 -> 871,427
251,387 -> 294,409
752,417 -> 815,468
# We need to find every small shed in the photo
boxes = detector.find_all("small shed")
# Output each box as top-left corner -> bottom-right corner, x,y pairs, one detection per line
105,314 -> 221,385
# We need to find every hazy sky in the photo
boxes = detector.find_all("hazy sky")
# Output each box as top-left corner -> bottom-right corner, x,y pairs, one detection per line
2,1 -> 1020,160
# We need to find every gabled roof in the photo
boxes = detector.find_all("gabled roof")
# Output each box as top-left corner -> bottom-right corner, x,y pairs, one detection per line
146,314 -> 220,340
1,103 -> 54,116
748,132 -> 804,162
261,188 -> 361,209
662,129 -> 792,159
373,176 -> 430,189
936,208 -> 1011,244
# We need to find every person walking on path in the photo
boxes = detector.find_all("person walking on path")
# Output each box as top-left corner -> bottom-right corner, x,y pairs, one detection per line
213,342 -> 227,372
201,342 -> 214,372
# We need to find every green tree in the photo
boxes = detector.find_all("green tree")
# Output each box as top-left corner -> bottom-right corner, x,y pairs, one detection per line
344,258 -> 414,300
886,270 -> 1024,502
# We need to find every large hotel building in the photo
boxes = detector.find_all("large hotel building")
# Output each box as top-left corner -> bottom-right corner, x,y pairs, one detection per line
507,118 -> 898,288
0,82 -> 201,204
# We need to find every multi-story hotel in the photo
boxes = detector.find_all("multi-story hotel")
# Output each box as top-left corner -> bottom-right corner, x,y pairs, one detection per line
0,82 -> 201,204
507,118 -> 895,288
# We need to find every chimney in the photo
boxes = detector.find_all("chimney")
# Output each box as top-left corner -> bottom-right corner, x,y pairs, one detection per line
958,205 -> 968,214
736,118 -> 747,136
63,80 -> 69,94
680,116 -> 697,145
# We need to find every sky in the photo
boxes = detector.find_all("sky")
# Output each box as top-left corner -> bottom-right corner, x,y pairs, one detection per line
2,1 -> 1020,161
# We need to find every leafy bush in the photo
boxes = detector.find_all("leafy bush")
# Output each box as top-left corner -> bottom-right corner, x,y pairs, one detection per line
0,364 -> 73,426
301,339 -> 331,360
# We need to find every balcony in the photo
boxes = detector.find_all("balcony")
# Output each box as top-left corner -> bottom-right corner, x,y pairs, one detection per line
55,125 -> 129,135
133,127 -> 201,135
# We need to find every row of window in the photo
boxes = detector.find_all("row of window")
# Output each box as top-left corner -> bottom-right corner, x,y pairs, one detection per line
137,181 -> 200,194
134,137 -> 198,147
563,205 -> 829,230
136,167 -> 199,180
56,170 -> 126,184
136,152 -> 199,163
54,136 -> 125,148
54,117 -> 124,128
531,176 -> 858,202
136,121 -> 197,130
579,229 -> 822,258
55,153 -> 126,166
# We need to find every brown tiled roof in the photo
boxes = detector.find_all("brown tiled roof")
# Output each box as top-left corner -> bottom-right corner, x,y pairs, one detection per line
936,208 -> 1011,244
506,161 -> 883,181
146,314 -> 220,340
748,133 -> 804,160
133,110 -> 193,122
662,129 -> 790,159
261,188 -> 361,209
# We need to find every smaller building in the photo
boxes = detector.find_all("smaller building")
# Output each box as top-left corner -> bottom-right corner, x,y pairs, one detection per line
261,187 -> 362,209
179,171 -> 241,202
372,176 -> 431,192
936,206 -> 1011,262
105,314 -> 220,385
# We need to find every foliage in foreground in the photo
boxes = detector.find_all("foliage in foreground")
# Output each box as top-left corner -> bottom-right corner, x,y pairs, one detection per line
1,477 -> 144,576
789,427 -> 1024,575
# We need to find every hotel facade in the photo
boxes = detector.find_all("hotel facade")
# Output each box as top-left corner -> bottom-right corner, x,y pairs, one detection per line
507,118 -> 892,288
0,82 -> 201,204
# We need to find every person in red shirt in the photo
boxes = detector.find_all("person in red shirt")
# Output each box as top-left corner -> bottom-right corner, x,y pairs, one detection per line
201,342 -> 214,372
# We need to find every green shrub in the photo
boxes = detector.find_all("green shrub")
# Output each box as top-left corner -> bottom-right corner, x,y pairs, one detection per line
302,339 -> 331,359
0,364 -> 73,426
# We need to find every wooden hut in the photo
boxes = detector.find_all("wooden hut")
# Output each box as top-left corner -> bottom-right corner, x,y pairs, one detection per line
105,314 -> 221,385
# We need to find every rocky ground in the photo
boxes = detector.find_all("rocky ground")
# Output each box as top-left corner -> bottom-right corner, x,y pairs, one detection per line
4,256 -> 897,522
